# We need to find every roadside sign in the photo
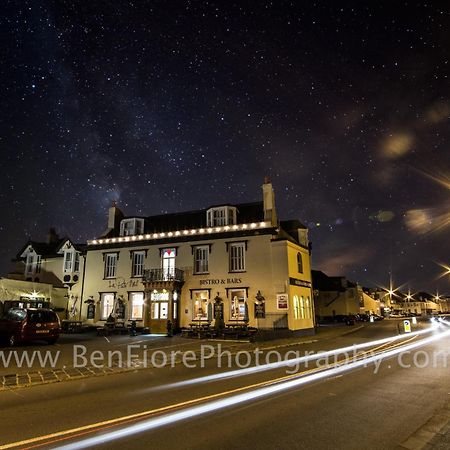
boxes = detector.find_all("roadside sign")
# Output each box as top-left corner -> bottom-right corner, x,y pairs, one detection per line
404,320 -> 411,333
412,316 -> 417,325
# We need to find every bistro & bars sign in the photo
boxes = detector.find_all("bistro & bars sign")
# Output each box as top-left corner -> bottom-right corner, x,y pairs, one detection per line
200,278 -> 242,286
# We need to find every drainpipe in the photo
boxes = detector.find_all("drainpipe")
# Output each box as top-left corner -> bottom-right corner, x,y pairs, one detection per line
78,254 -> 87,321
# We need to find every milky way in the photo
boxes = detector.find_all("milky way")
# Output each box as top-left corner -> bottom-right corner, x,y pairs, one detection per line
1,1 -> 449,292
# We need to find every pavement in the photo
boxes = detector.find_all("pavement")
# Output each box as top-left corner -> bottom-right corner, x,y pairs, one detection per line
399,400 -> 450,450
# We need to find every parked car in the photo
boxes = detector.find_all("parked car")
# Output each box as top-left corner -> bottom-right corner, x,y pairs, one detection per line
371,314 -> 384,321
356,313 -> 370,322
0,308 -> 61,346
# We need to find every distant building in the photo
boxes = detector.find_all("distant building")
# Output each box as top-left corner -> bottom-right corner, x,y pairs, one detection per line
396,292 -> 439,315
4,229 -> 86,318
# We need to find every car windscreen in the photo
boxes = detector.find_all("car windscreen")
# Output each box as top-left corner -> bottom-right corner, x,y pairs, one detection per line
28,310 -> 58,323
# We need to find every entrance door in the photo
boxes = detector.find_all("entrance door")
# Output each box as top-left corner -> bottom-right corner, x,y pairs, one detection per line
149,291 -> 171,333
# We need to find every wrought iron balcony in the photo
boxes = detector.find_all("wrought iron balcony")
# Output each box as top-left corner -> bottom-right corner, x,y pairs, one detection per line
142,268 -> 184,283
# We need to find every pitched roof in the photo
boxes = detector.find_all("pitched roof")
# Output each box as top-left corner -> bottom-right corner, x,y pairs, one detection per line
17,238 -> 86,260
127,202 -> 265,234
312,270 -> 348,292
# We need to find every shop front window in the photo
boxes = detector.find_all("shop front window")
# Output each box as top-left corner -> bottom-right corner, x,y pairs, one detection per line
230,289 -> 246,320
130,292 -> 144,320
192,290 -> 209,320
100,293 -> 115,320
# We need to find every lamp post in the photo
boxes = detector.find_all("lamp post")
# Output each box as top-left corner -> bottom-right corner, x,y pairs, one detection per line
406,290 -> 413,316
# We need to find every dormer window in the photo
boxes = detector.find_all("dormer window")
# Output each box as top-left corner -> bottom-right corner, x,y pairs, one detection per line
63,250 -> 80,273
206,206 -> 237,227
25,252 -> 41,276
120,218 -> 144,236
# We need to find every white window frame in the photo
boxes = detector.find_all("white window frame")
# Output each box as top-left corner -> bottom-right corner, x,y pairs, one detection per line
63,250 -> 80,273
100,293 -> 115,320
25,254 -> 34,275
120,218 -> 144,236
64,251 -> 73,272
293,295 -> 300,319
206,206 -> 237,227
74,252 -> 80,272
25,253 -> 41,276
129,292 -> 144,320
300,296 -> 305,319
194,246 -> 209,274
229,288 -> 247,320
104,253 -> 118,279
305,296 -> 311,319
35,255 -> 42,274
229,242 -> 245,272
192,290 -> 209,321
131,251 -> 145,277
162,248 -> 176,279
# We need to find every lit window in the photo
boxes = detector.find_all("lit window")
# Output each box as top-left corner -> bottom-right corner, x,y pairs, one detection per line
192,290 -> 209,320
230,289 -> 247,320
162,248 -> 176,280
129,292 -> 144,320
104,253 -> 118,278
229,242 -> 245,272
297,252 -> 303,273
120,218 -> 144,236
101,293 -> 115,320
293,295 -> 300,319
194,246 -> 209,274
131,251 -> 145,277
300,296 -> 305,319
305,296 -> 311,319
150,291 -> 170,319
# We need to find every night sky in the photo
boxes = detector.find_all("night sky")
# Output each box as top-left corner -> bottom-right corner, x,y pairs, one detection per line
1,1 -> 449,293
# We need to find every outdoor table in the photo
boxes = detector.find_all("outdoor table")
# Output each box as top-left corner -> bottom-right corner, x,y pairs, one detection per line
61,320 -> 83,333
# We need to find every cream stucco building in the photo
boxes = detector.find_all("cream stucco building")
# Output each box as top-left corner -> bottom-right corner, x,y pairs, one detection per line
80,181 -> 315,334
3,231 -> 85,319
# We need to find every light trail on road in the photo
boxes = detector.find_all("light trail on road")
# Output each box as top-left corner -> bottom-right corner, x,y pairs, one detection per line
48,326 -> 450,450
1,323 -> 448,450
146,323 -> 439,391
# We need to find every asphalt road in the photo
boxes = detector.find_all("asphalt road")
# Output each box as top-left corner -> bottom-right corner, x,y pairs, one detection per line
1,320 -> 449,450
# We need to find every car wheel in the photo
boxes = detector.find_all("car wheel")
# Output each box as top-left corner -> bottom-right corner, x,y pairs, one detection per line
8,334 -> 16,347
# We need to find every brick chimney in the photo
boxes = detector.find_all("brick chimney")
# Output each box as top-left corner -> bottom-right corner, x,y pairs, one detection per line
47,228 -> 59,244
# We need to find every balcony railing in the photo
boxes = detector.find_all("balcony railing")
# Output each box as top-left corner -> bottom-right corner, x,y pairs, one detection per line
142,268 -> 184,283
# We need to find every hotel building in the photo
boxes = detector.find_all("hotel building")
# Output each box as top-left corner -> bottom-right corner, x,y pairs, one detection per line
80,180 -> 315,334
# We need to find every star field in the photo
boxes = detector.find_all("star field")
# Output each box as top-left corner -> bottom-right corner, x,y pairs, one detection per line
1,1 -> 449,292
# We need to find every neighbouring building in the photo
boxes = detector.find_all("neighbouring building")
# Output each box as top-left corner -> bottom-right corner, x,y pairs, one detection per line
312,271 -> 381,319
312,270 -> 360,318
79,180 -> 315,334
4,229 -> 86,318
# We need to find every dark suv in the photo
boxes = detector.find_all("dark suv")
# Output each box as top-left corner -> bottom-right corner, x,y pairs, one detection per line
0,308 -> 61,346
